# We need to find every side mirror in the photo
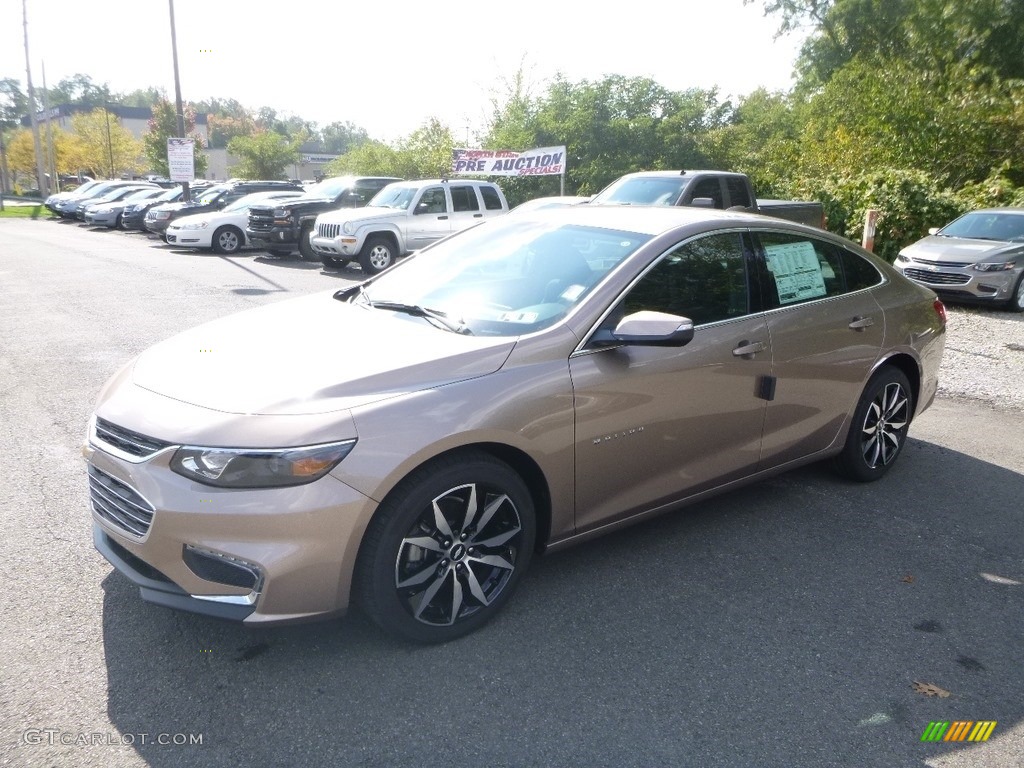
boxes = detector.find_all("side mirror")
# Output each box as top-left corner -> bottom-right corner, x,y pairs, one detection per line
591,311 -> 695,347
927,227 -> 939,235
689,197 -> 716,209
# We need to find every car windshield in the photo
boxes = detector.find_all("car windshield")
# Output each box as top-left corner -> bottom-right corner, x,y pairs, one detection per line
123,189 -> 160,202
155,187 -> 181,202
939,212 -> 1024,242
590,177 -> 686,206
354,218 -> 650,336
368,185 -> 417,210
195,187 -> 228,205
296,177 -> 352,200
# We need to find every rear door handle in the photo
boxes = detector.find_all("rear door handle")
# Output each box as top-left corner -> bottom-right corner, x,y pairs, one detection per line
849,316 -> 875,331
473,213 -> 483,218
732,340 -> 766,357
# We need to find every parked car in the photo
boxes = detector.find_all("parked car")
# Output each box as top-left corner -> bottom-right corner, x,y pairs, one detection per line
894,207 -> 1024,312
44,179 -> 106,214
52,180 -> 157,219
74,184 -> 159,221
83,188 -> 167,229
510,195 -> 592,214
246,175 -> 402,260
144,180 -> 305,238
310,178 -> 509,274
84,205 -> 945,643
165,191 -> 306,254
119,181 -> 215,232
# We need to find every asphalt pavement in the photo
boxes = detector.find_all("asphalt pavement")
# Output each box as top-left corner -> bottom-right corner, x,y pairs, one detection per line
1,217 -> 1021,768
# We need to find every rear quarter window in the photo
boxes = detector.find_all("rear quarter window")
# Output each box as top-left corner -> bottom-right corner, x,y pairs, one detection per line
756,232 -> 882,308
480,186 -> 504,210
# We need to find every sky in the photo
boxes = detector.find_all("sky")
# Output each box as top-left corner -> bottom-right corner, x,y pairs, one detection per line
1,0 -> 808,144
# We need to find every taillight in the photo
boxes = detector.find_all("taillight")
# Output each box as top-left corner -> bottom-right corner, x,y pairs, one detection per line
933,298 -> 947,326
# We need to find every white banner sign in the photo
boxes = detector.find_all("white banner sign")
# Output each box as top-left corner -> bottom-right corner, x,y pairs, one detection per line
167,138 -> 195,182
451,146 -> 566,177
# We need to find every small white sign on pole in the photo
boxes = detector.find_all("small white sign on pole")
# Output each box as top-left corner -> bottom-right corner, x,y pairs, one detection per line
167,138 -> 195,182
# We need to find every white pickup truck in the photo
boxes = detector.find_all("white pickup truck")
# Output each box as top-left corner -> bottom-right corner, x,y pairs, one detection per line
309,178 -> 510,274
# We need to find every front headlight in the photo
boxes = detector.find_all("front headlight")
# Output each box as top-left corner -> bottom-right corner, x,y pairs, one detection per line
895,253 -> 910,263
170,440 -> 357,488
972,261 -> 1016,272
180,221 -> 209,230
272,208 -> 290,218
342,221 -> 354,235
155,211 -> 172,220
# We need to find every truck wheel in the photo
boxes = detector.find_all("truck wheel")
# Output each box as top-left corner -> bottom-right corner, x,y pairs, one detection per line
298,225 -> 318,262
321,256 -> 350,270
359,236 -> 396,275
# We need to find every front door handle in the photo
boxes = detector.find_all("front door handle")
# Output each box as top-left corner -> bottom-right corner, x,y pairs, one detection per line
849,316 -> 875,331
732,340 -> 766,357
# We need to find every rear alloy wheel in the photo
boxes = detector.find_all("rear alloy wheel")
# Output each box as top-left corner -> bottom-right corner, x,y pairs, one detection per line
298,225 -> 318,261
356,452 -> 535,643
358,235 -> 396,275
834,367 -> 913,482
212,226 -> 243,255
1005,273 -> 1024,313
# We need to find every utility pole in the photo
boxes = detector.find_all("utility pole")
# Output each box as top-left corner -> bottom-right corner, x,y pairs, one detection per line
103,90 -> 115,178
168,0 -> 190,201
22,0 -> 47,196
42,61 -> 57,191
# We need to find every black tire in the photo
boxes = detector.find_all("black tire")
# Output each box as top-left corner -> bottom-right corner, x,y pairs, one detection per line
1004,273 -> 1024,313
114,213 -> 125,230
355,451 -> 535,644
321,256 -> 350,270
834,366 -> 913,482
212,225 -> 243,255
298,225 -> 318,262
268,248 -> 292,259
358,235 -> 396,275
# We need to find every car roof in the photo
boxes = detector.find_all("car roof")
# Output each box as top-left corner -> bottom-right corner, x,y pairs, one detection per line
506,202 -> 775,235
612,169 -> 750,180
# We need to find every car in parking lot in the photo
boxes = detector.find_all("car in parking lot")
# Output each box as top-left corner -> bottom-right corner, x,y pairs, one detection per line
82,187 -> 166,227
84,205 -> 946,643
894,207 -> 1024,311
144,180 -> 305,238
165,190 -> 306,254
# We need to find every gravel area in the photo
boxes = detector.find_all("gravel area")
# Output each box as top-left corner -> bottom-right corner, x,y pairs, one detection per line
937,303 -> 1024,411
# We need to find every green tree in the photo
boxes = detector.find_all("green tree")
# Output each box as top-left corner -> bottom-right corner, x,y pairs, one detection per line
142,98 -> 208,178
323,119 -> 454,180
320,121 -> 370,154
227,130 -> 303,179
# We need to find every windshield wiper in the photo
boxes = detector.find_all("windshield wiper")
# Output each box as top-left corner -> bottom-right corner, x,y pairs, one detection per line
368,301 -> 472,335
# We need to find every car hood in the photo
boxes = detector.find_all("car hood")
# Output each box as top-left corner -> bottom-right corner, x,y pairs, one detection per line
131,290 -> 516,415
319,206 -> 406,225
901,235 -> 1024,263
168,211 -> 220,227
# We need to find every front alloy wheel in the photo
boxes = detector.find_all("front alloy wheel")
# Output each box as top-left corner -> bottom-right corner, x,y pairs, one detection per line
834,367 -> 912,482
357,453 -> 535,643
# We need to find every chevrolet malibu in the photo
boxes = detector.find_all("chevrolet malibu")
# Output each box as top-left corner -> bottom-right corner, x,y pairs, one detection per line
894,207 -> 1024,311
84,206 -> 946,643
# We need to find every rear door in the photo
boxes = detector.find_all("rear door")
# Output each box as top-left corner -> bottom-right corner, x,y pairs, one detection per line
752,229 -> 886,466
447,184 -> 486,233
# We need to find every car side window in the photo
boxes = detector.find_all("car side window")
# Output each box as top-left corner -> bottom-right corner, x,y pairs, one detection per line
724,177 -> 753,209
480,185 -> 504,211
687,178 -> 724,208
415,187 -> 448,215
617,232 -> 751,326
755,232 -> 881,308
450,185 -> 480,212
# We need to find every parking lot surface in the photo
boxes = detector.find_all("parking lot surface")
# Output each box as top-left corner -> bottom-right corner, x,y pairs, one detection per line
1,218 -> 1022,767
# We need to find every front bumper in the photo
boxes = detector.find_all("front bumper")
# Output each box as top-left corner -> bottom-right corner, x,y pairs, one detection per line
247,226 -> 298,250
84,433 -> 378,625
165,229 -> 211,247
144,217 -> 172,235
85,211 -> 117,227
894,261 -> 1022,303
310,233 -> 360,257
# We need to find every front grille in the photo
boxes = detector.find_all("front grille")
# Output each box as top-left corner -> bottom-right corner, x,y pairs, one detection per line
89,465 -> 155,538
317,222 -> 341,239
94,417 -> 172,459
911,257 -> 974,269
904,268 -> 971,285
247,208 -> 275,231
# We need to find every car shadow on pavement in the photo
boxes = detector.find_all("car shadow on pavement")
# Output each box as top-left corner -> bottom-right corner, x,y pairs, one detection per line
252,254 -> 347,274
96,437 -> 1024,767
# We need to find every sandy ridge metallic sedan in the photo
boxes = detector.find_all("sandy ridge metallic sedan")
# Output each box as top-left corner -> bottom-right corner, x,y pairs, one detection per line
84,206 -> 946,643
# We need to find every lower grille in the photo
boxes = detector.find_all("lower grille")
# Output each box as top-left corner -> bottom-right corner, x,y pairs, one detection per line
904,268 -> 971,285
317,222 -> 341,239
89,465 -> 155,538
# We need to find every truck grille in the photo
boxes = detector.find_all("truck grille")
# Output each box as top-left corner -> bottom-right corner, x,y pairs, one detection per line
94,417 -> 173,459
88,465 -> 155,538
317,222 -> 341,239
247,207 -> 275,232
903,268 -> 971,285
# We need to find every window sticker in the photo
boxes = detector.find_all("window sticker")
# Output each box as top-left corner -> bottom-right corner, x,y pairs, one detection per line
764,241 -> 827,304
